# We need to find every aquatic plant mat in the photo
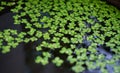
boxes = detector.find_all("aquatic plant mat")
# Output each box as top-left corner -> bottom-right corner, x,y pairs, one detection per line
0,0 -> 120,73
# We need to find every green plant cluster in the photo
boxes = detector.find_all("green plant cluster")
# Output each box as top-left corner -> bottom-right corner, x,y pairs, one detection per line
0,0 -> 120,73
0,29 -> 26,53
0,1 -> 15,11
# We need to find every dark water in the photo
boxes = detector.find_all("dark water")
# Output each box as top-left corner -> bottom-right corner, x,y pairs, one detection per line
0,12 -> 102,73
0,12 -> 73,73
1,6 -> 118,73
0,13 -> 25,73
0,11 -> 107,73
1,0 -> 120,72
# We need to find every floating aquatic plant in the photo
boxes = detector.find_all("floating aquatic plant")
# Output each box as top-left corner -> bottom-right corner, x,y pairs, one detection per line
0,0 -> 120,73
0,1 -> 15,11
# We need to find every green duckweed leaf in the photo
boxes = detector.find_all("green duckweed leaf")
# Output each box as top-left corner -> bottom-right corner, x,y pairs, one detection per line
52,57 -> 63,67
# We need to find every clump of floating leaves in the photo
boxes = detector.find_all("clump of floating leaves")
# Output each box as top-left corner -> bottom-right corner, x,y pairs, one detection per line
0,0 -> 120,73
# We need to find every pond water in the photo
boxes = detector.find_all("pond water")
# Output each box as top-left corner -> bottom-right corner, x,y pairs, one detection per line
0,11 -> 103,73
0,1 -> 119,73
